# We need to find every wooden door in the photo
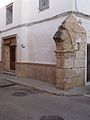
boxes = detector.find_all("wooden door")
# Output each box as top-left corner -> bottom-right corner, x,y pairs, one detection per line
10,45 -> 16,70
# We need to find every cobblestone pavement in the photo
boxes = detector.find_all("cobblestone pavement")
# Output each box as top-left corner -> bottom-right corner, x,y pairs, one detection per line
0,79 -> 90,120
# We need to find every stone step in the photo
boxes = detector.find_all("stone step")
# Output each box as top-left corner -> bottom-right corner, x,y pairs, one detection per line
3,70 -> 16,76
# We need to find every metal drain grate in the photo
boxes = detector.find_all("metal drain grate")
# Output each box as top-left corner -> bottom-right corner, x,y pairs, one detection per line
12,91 -> 28,97
40,116 -> 64,120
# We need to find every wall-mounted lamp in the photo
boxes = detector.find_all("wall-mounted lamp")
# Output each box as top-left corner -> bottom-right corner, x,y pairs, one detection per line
21,44 -> 25,48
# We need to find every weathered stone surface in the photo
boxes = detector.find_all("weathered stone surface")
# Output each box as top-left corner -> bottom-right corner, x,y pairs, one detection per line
57,68 -> 84,78
57,59 -> 74,69
79,43 -> 86,51
55,51 -> 74,59
75,51 -> 85,59
62,14 -> 86,34
73,43 -> 79,51
56,76 -> 85,90
74,59 -> 85,68
65,76 -> 85,89
16,62 -> 56,84
53,14 -> 86,90
53,25 -> 74,53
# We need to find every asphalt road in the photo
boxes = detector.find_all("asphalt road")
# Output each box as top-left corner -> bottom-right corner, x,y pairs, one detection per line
0,79 -> 90,120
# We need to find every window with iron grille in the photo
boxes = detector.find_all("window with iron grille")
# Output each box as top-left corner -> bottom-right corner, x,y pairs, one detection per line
39,0 -> 49,11
6,3 -> 13,25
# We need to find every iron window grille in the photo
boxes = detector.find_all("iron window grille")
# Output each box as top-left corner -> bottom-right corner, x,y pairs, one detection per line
6,3 -> 13,25
39,0 -> 49,11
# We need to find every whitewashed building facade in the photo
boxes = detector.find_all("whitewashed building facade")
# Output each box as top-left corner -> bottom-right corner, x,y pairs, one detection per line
0,0 -> 90,89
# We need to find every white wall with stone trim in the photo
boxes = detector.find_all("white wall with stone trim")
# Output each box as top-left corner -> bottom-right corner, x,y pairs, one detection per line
0,0 -> 90,64
76,17 -> 90,43
0,28 -> 21,61
0,0 -> 21,31
75,0 -> 90,15
0,0 -> 73,31
0,0 -> 73,63
27,17 -> 67,64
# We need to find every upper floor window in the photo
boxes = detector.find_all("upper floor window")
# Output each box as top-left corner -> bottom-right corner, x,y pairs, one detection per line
39,0 -> 49,11
6,3 -> 13,25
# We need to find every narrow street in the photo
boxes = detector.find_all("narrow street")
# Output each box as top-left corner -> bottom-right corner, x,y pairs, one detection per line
0,79 -> 90,120
0,0 -> 90,120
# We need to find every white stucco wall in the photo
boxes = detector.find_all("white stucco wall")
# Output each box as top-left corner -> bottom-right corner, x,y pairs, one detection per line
0,0 -> 22,61
27,17 -> 67,64
19,0 -> 73,63
0,0 -> 90,64
0,0 -> 21,31
74,0 -> 90,15
27,0 -> 73,22
0,0 -> 73,63
0,0 -> 73,29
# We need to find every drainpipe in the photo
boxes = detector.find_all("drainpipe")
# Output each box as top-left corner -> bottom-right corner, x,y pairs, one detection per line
75,0 -> 79,12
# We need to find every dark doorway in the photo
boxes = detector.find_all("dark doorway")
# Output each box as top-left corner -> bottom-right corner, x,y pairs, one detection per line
10,45 -> 16,70
87,44 -> 90,82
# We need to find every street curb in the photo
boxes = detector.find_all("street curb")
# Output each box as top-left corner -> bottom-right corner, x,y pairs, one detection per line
2,77 -> 86,96
0,74 -> 89,96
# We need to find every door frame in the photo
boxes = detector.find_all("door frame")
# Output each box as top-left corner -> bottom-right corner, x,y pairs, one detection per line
85,43 -> 90,85
2,35 -> 17,72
